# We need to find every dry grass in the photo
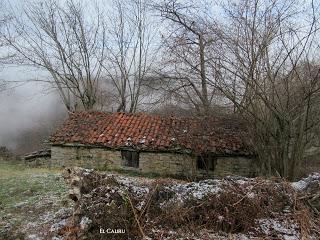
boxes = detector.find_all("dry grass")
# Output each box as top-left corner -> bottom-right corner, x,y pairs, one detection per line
144,179 -> 313,236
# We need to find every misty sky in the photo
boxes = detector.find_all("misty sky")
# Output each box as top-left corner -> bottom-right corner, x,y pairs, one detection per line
0,65 -> 66,150
0,0 -> 152,152
1,0 -> 317,152
0,0 -> 98,151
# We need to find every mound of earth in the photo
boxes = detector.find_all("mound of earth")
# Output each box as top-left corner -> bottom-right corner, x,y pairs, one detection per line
50,168 -> 320,240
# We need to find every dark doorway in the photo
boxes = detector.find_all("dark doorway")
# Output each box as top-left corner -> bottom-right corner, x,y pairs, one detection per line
121,150 -> 139,168
197,153 -> 216,171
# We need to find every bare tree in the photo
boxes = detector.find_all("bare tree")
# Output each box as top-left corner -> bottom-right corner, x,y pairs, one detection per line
0,1 -> 13,92
103,0 -> 160,113
5,0 -> 106,111
153,0 -> 222,116
213,0 -> 320,179
153,0 -> 320,179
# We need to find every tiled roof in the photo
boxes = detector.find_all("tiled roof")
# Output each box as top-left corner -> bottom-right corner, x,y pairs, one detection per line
50,111 -> 252,155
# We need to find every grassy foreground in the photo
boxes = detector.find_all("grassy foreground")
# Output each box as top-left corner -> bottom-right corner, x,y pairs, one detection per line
0,162 -> 72,239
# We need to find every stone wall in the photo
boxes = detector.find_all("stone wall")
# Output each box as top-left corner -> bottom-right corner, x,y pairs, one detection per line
139,152 -> 196,176
51,146 -> 196,176
25,156 -> 51,167
50,145 -> 255,177
51,146 -> 122,169
214,157 -> 256,177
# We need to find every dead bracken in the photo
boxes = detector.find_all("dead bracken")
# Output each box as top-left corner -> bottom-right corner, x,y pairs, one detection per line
55,167 -> 320,240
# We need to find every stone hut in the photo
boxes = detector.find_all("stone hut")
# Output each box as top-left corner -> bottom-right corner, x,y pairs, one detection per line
49,111 -> 256,177
24,149 -> 51,166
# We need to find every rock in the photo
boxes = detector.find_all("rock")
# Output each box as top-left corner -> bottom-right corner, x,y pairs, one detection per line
54,208 -> 71,219
52,236 -> 64,240
292,173 -> 320,213
50,219 -> 67,232
14,201 -> 28,208
26,234 -> 43,240
79,216 -> 91,230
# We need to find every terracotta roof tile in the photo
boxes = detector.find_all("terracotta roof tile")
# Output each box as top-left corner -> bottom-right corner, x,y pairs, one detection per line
49,111 -> 252,155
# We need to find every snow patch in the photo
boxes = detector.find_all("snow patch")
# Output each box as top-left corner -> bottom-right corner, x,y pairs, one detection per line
291,172 -> 320,191
291,180 -> 308,191
166,179 -> 222,203
257,218 -> 299,239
